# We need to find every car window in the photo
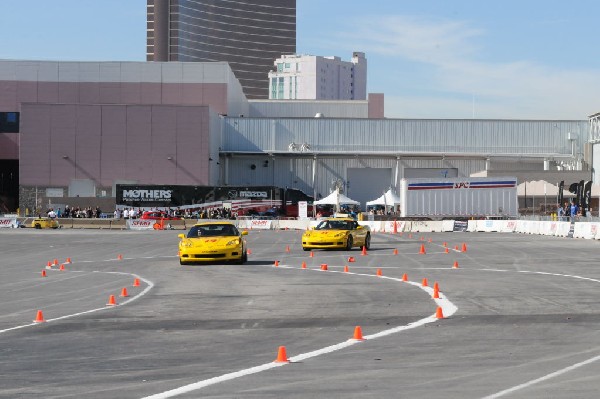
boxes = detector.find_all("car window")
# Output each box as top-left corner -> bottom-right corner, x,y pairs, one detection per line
187,224 -> 238,238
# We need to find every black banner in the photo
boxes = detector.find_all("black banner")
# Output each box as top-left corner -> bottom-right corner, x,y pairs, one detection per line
583,180 -> 592,216
577,180 -> 585,208
453,220 -> 468,232
558,180 -> 564,208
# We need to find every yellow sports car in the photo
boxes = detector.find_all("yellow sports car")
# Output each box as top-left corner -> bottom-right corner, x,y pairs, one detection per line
178,222 -> 248,265
31,217 -> 60,229
302,217 -> 371,251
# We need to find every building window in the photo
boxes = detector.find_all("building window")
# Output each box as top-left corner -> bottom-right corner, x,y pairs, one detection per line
277,63 -> 283,72
271,78 -> 277,99
278,77 -> 284,99
0,112 -> 19,133
284,63 -> 290,69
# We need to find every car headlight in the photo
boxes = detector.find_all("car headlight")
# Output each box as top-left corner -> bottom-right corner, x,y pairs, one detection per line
226,239 -> 240,246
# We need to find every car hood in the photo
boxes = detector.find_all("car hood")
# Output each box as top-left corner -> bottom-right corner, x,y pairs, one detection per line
304,230 -> 348,237
183,237 -> 240,247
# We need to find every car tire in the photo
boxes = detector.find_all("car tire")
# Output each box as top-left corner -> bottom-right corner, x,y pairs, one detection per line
240,251 -> 248,264
302,247 -> 310,251
346,236 -> 353,251
34,223 -> 41,229
179,258 -> 185,265
364,233 -> 371,250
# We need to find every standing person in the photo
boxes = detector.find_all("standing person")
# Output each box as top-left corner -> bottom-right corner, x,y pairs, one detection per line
123,208 -> 129,220
570,200 -> 578,223
556,203 -> 565,221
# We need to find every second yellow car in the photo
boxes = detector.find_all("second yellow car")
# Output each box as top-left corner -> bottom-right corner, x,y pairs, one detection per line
302,217 -> 371,251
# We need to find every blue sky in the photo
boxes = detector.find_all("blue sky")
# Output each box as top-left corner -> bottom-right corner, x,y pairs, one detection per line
1,0 -> 598,119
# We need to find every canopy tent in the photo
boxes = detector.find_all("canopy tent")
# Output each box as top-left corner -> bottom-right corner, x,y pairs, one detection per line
366,189 -> 402,207
314,189 -> 360,206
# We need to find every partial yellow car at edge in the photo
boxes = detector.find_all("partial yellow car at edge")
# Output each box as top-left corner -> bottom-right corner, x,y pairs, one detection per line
302,217 -> 371,251
178,222 -> 248,265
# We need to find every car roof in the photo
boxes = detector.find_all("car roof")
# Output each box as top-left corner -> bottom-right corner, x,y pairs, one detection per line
193,221 -> 236,227
322,217 -> 354,222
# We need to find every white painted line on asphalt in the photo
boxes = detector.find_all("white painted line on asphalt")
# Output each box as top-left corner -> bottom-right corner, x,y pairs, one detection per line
141,266 -> 457,399
481,353 -> 600,399
0,272 -> 154,335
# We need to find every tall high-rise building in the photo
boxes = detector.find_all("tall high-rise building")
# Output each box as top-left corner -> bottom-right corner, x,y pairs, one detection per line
268,52 -> 367,100
147,0 -> 296,99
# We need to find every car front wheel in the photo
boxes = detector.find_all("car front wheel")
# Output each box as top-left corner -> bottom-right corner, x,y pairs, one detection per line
346,236 -> 353,251
364,233 -> 371,250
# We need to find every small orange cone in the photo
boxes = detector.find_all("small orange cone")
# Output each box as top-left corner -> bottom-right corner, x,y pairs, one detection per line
41,270 -> 47,277
120,287 -> 129,297
53,259 -> 58,266
352,326 -> 365,341
106,295 -> 117,306
443,242 -> 448,247
46,261 -> 52,269
445,247 -> 449,253
343,265 -> 349,273
309,251 -> 314,258
422,278 -> 428,287
33,310 -> 45,323
452,261 -> 459,269
133,278 -> 141,287
117,254 -> 123,260
433,282 -> 440,298
393,248 -> 398,255
435,307 -> 444,319
301,261 -> 307,269
419,244 -> 426,254
274,346 -> 290,363
361,246 -> 367,256
461,243 -> 467,252
455,245 -> 459,250
376,268 -> 382,276
320,263 -> 328,271
348,256 -> 355,262
247,248 -> 252,255
59,264 -> 65,271
274,260 -> 279,267
65,257 -> 72,264
393,221 -> 398,234
402,273 -> 408,282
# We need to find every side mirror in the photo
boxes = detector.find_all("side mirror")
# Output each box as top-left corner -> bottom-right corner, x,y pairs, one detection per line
178,234 -> 185,239
356,225 -> 363,230
241,230 -> 249,236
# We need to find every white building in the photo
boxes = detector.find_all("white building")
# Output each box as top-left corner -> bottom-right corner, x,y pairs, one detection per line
268,52 -> 367,100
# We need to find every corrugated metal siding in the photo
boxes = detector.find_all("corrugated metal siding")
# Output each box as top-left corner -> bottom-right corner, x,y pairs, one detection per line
222,118 -> 588,156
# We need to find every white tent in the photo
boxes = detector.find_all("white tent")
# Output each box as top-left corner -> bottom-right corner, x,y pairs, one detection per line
314,189 -> 360,206
366,189 -> 402,207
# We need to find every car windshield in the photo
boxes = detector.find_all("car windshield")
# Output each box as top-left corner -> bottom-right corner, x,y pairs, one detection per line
315,220 -> 354,230
187,224 -> 238,238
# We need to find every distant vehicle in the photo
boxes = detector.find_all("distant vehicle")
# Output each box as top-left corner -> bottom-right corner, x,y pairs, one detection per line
31,217 -> 60,229
178,222 -> 248,265
140,211 -> 181,220
302,217 -> 371,251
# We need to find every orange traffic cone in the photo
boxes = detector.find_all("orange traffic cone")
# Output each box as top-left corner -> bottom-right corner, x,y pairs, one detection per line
452,261 -> 459,269
393,248 -> 398,255
343,265 -> 349,273
348,256 -> 355,262
393,220 -> 398,234
247,248 -> 252,255
402,273 -> 408,282
435,307 -> 444,319
433,282 -> 440,298
320,264 -> 328,271
65,257 -> 72,264
59,264 -> 65,271
376,268 -> 382,277
361,246 -> 367,256
33,310 -> 45,323
133,278 -> 140,287
422,278 -> 428,287
274,260 -> 279,267
443,242 -> 448,247
353,326 -> 365,341
301,261 -> 307,269
117,254 -> 123,260
120,287 -> 129,297
41,270 -> 47,277
445,247 -> 449,253
419,244 -> 426,255
274,346 -> 290,363
106,295 -> 117,306
46,261 -> 52,269
454,245 -> 459,251
309,251 -> 314,258
461,243 -> 467,252
53,259 -> 59,266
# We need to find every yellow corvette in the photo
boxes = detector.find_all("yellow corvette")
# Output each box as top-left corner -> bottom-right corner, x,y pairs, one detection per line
302,217 -> 371,251
178,222 -> 248,265
31,217 -> 60,229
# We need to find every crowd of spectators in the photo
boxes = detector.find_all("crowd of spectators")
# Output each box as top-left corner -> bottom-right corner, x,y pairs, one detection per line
44,206 -> 102,219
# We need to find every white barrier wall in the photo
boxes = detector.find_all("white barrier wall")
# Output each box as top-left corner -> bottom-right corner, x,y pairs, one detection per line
0,217 -> 17,228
